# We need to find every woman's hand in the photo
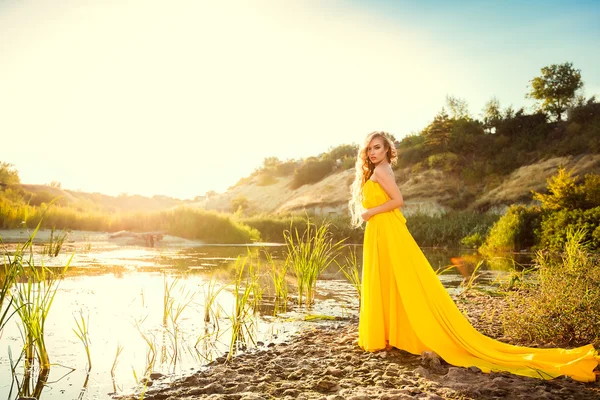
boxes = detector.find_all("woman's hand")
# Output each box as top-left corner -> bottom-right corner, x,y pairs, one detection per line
361,209 -> 373,222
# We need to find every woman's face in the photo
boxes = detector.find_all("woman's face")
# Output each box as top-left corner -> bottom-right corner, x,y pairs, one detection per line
367,137 -> 387,165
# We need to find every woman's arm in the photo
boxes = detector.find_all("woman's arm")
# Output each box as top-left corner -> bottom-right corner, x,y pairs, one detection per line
361,166 -> 404,221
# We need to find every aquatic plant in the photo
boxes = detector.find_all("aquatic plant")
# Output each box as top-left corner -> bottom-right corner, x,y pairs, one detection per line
111,343 -> 124,394
202,274 -> 227,325
265,249 -> 288,314
283,219 -> 345,307
41,226 -> 69,257
10,227 -> 70,371
0,241 -> 19,332
73,308 -> 92,371
336,245 -> 361,303
228,256 -> 259,361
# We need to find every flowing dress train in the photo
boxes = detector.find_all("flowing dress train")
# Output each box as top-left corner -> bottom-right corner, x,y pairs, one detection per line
358,179 -> 599,382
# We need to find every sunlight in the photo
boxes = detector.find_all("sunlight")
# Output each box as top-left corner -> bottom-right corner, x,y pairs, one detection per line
0,0 -> 441,199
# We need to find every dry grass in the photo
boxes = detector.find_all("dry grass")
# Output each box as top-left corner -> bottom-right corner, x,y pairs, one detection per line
473,154 -> 600,209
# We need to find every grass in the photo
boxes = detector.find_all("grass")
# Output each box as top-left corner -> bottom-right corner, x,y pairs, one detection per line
10,226 -> 70,371
407,210 -> 500,248
228,256 -> 260,361
0,199 -> 260,244
283,219 -> 345,307
73,308 -> 92,371
0,240 -> 20,332
111,344 -> 124,394
202,274 -> 227,325
335,245 -> 361,304
501,228 -> 600,347
41,226 -> 69,257
265,248 -> 288,315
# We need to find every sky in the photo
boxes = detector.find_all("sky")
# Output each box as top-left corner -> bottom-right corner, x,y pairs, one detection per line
1,0 -> 599,199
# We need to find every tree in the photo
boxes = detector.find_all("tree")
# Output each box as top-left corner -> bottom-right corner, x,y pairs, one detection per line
445,95 -> 470,120
482,97 -> 502,133
527,62 -> 583,121
0,162 -> 20,186
421,108 -> 453,152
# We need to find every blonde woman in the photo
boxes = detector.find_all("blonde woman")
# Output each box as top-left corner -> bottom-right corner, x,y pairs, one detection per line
350,131 -> 599,382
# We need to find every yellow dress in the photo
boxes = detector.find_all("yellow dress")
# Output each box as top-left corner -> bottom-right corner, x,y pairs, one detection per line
358,179 -> 599,382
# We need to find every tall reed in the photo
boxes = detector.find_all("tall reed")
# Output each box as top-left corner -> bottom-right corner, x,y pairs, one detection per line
228,256 -> 259,361
73,309 -> 92,371
336,246 -> 361,303
265,249 -> 288,314
202,274 -> 227,325
10,225 -> 70,371
0,240 -> 20,332
164,277 -> 196,372
111,343 -> 124,394
41,226 -> 69,257
283,219 -> 345,307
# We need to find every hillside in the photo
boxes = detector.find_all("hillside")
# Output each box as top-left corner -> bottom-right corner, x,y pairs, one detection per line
9,184 -> 190,212
194,153 -> 600,217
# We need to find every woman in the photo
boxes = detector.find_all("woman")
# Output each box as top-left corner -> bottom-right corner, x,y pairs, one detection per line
349,131 -> 599,382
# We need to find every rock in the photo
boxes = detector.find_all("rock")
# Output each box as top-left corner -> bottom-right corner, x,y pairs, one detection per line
281,388 -> 301,397
413,366 -> 431,378
325,366 -> 343,377
315,377 -> 340,392
187,382 -> 225,395
149,372 -> 165,380
288,370 -> 304,380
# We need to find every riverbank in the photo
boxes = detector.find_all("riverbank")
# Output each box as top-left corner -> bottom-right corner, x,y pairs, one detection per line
118,292 -> 600,400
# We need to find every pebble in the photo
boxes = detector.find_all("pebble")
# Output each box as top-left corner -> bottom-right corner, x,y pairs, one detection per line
115,303 -> 600,400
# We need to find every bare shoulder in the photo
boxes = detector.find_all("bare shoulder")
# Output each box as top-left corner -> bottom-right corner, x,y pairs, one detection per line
373,164 -> 395,181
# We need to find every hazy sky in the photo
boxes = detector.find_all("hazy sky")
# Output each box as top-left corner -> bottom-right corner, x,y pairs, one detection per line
1,0 -> 599,199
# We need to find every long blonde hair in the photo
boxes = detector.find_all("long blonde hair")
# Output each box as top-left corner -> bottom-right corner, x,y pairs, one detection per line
348,131 -> 397,228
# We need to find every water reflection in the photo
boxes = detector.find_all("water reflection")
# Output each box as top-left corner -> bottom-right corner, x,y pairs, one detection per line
0,242 -> 531,400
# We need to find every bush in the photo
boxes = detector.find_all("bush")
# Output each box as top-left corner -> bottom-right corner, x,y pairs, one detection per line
0,162 -> 20,186
460,232 -> 484,248
480,205 -> 542,252
502,229 -> 600,347
538,207 -> 600,251
407,211 -> 499,248
241,214 -> 363,244
396,135 -> 427,168
567,101 -> 600,124
426,152 -> 460,171
289,158 -> 335,190
323,144 -> 359,162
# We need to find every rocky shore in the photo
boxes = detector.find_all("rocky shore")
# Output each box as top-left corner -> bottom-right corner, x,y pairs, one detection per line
119,292 -> 600,400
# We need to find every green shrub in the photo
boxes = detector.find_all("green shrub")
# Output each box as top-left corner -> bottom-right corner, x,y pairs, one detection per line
289,158 -> 335,190
0,162 -> 20,185
426,152 -> 460,171
460,232 -> 484,248
538,207 -> 600,251
480,205 -> 542,252
241,214 -> 363,244
532,167 -> 600,211
502,229 -> 600,347
407,211 -> 499,248
323,144 -> 359,162
567,101 -> 600,124
340,157 -> 355,170
0,200 -> 259,244
242,215 -> 307,243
